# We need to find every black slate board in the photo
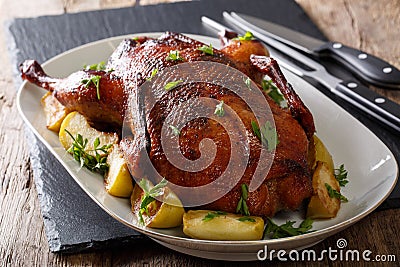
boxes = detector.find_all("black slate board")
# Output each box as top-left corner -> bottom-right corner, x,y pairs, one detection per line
7,0 -> 399,253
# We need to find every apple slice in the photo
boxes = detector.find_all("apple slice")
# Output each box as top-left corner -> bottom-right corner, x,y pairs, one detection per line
131,181 -> 184,228
183,210 -> 264,241
307,161 -> 341,219
104,144 -> 133,198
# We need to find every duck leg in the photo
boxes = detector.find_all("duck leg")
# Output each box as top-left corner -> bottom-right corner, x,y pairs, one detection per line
20,60 -> 126,131
250,55 -> 315,139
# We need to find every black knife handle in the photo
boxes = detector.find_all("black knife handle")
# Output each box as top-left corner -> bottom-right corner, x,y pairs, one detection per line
335,80 -> 400,131
316,42 -> 400,89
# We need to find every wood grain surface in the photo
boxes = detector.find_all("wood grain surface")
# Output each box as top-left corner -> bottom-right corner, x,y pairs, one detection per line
0,0 -> 399,266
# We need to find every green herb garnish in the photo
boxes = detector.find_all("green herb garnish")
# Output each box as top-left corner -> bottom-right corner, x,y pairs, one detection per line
64,129 -> 112,174
334,164 -> 349,187
238,216 -> 256,222
244,77 -> 252,90
84,61 -> 106,71
84,61 -> 114,73
261,79 -> 286,107
235,31 -> 255,41
146,68 -> 158,81
197,44 -> 214,55
214,100 -> 225,117
202,211 -> 227,222
166,50 -> 183,61
236,184 -> 250,216
81,75 -> 102,100
169,125 -> 180,136
164,80 -> 183,91
325,183 -> 348,202
137,178 -> 168,225
251,120 -> 279,151
264,218 -> 313,239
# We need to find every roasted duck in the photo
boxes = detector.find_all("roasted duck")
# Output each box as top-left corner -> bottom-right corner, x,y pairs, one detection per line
20,32 -> 315,218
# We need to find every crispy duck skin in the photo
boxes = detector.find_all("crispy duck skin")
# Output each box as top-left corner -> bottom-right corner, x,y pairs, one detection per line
107,33 -> 241,86
20,32 -> 314,218
144,81 -> 311,216
218,29 -> 269,84
20,60 -> 126,130
250,55 -> 315,139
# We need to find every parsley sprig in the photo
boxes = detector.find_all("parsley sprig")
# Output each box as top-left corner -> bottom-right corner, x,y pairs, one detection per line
84,61 -> 114,72
238,216 -> 256,222
202,211 -> 227,222
166,50 -> 183,61
234,31 -> 255,41
146,68 -> 158,81
81,75 -> 102,100
236,184 -> 250,216
214,100 -> 225,117
334,164 -> 349,187
261,79 -> 286,107
164,80 -> 183,91
169,125 -> 180,136
325,183 -> 348,202
84,61 -> 106,71
197,44 -> 214,55
251,120 -> 279,151
64,129 -> 112,174
138,178 -> 168,225
244,77 -> 252,90
264,218 -> 314,239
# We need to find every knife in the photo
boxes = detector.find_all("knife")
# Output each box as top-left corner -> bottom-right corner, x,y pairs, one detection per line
201,15 -> 400,133
229,12 -> 400,90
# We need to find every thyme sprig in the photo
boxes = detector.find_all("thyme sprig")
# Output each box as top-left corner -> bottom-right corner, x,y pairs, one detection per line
137,178 -> 168,225
264,218 -> 314,239
334,164 -> 349,187
65,129 -> 112,174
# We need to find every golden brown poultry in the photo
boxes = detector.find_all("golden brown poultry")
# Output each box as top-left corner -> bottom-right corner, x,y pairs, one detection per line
20,32 -> 315,218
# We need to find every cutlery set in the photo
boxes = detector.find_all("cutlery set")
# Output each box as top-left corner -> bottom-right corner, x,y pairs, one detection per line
202,12 -> 400,133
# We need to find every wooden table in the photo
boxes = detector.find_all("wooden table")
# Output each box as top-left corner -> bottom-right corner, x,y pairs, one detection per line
0,0 -> 399,266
